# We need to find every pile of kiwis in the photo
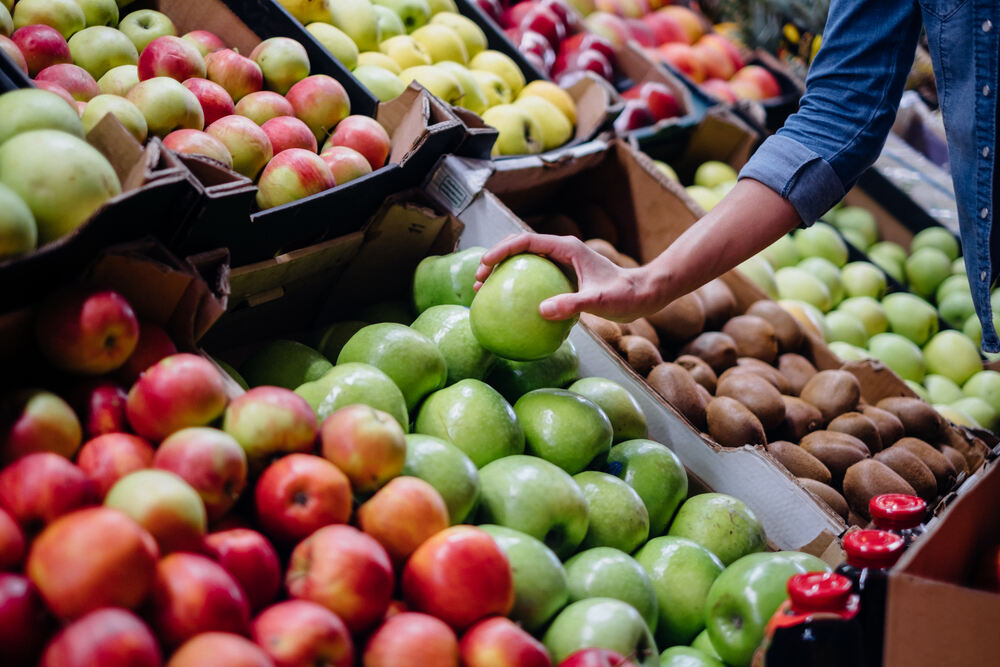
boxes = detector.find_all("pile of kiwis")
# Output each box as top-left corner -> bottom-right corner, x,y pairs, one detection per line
581,272 -> 977,526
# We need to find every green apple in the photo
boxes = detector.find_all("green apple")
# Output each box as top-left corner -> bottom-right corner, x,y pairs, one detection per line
471,69 -> 512,106
477,454 -> 588,559
0,183 -> 36,258
430,12 -> 486,59
482,104 -> 544,156
841,261 -> 886,299
924,374 -> 964,404
840,228 -> 871,252
905,247 -> 951,298
126,77 -> 204,138
568,377 -> 647,443
69,26 -> 138,80
0,3 -> 10,35
515,95 -> 572,151
867,332 -> 926,382
951,396 -> 997,430
372,5 -> 405,40
911,226 -> 960,261
827,342 -> 870,361
691,630 -> 723,661
487,339 -> 579,403
635,536 -> 725,647
325,0 -> 380,52
13,0 -> 85,39
435,61 -> 488,114
470,253 -> 577,360
574,471 -> 649,553
779,299 -> 830,340
97,64 -> 139,96
479,523 -> 569,631
685,185 -> 721,211
935,403 -> 979,428
119,9 -> 176,53
794,222 -> 847,267
356,300 -> 414,324
867,241 -> 906,283
565,547 -> 659,633
514,389 -> 613,474
774,267 -> 831,312
427,0 -> 457,13
469,49 -> 525,96
653,160 -> 678,181
352,64 -> 406,101
761,234 -> 799,269
415,379 -> 524,467
907,379 -> 931,401
772,550 -> 831,573
0,88 -> 83,145
824,310 -> 868,347
667,494 -> 765,567
403,433 -> 479,523
797,256 -> 843,307
213,357 -> 248,390
410,305 -> 496,384
357,50 -> 402,73
381,34 -> 432,69
412,246 -> 486,312
836,296 -> 888,338
939,291 -> 976,329
305,22 -> 359,70
398,65 -> 463,105
410,23 -> 466,64
963,370 -> 1000,414
294,362 -> 408,428
76,0 -> 118,27
338,323 -> 447,411
81,94 -> 147,142
605,439 -> 687,537
831,206 -> 877,248
544,598 -> 659,667
936,273 -> 971,304
737,255 -> 777,298
660,646 -> 724,667
314,320 -> 368,361
954,256 -> 967,274
924,330 -> 982,386
882,292 -> 938,345
241,339 -> 332,389
372,0 -> 430,33
693,161 -> 737,189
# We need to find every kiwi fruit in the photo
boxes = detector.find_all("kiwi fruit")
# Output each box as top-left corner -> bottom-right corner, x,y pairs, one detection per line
800,431 -> 870,489
695,279 -> 737,328
875,397 -> 945,442
617,335 -> 662,376
585,238 -> 623,264
734,358 -> 792,394
768,440 -> 832,484
675,355 -> 718,392
773,396 -> 823,441
721,315 -> 779,363
648,292 -> 706,342
800,370 -> 862,423
778,353 -> 818,395
706,396 -> 766,447
623,318 -> 659,347
861,405 -> 906,448
681,332 -> 739,373
940,444 -> 969,475
842,459 -> 917,520
828,412 -> 883,454
798,477 -> 849,521
847,511 -> 869,527
716,372 -> 786,430
890,437 -> 956,491
580,313 -> 622,346
695,382 -> 713,411
746,300 -> 804,353
873,447 -> 937,502
647,362 -> 706,429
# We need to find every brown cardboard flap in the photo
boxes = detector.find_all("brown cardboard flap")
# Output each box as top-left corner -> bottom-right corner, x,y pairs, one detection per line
377,83 -> 435,166
86,113 -> 147,189
566,73 -> 619,143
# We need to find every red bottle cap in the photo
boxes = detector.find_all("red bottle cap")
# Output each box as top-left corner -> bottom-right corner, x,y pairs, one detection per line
842,529 -> 905,569
787,572 -> 854,612
869,494 -> 927,530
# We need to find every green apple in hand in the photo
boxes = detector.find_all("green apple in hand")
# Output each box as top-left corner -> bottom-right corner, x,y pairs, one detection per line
410,305 -> 496,384
604,439 -> 687,537
479,524 -> 569,631
402,433 -> 480,524
667,493 -> 766,566
568,377 -> 647,442
564,547 -> 659,634
294,362 -> 408,429
514,389 -> 612,474
412,246 -> 486,313
574,471 -> 649,553
487,339 -> 579,403
544,598 -> 659,667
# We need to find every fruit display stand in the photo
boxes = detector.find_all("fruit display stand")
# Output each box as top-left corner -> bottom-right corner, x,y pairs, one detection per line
613,41 -> 703,142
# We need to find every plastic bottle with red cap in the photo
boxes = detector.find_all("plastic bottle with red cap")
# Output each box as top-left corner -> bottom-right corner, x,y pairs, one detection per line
753,571 -> 864,666
869,493 -> 927,548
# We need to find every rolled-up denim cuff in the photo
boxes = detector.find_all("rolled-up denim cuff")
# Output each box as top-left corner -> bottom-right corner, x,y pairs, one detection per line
738,135 -> 847,225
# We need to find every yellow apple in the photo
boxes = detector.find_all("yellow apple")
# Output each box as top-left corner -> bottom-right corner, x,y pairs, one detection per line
427,0 -> 458,15
430,13 -> 487,59
353,64 -> 406,101
518,80 -> 576,126
275,0 -> 331,23
469,50 -> 525,96
482,104 -> 543,156
398,65 -> 463,105
306,22 -> 359,70
326,0 -> 380,52
470,69 -> 511,107
514,95 -> 572,150
410,23 -> 467,64
380,34 -> 432,69
356,51 -> 401,74
436,61 -> 487,114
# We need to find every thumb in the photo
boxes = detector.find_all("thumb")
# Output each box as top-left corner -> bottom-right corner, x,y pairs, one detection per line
539,293 -> 584,321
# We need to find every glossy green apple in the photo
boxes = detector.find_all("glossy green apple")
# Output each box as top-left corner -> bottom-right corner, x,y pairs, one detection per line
690,630 -> 723,661
479,524 -> 568,631
659,646 -> 725,667
372,0 -> 430,33
337,323 -> 447,411
564,547 -> 659,633
963,370 -> 1000,414
470,253 -> 577,361
294,362 -> 408,429
573,471 -> 649,553
605,440 -> 688,537
544,598 -> 659,667
410,305 -> 496,384
772,551 -> 831,573
837,296 -> 888,338
514,389 -> 613,474
487,339 -> 579,403
476,454 -> 588,559
797,256 -> 843,307
793,222 -> 847,268
568,377 -> 647,442
240,339 -> 332,389
841,261 -> 887,300
372,5 -> 405,40
412,246 -> 487,313
667,494 -> 765,566
924,330 -> 982,386
882,292 -> 938,345
867,332 -> 925,383
402,433 -> 479,523
635,536 -> 725,647
831,206 -> 877,248
414,379 -> 524,467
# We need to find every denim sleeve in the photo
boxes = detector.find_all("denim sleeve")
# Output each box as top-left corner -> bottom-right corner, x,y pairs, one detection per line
739,0 -> 924,224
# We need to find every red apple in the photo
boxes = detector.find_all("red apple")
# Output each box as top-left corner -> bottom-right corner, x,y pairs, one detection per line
538,0 -> 579,32
286,524 -> 394,633
559,648 -> 638,667
692,42 -> 734,80
205,48 -> 263,102
118,321 -> 178,385
0,573 -> 50,665
234,90 -> 295,125
252,600 -> 354,667
583,11 -> 631,48
520,6 -> 566,48
72,381 -> 129,438
323,115 -> 391,170
622,81 -> 681,120
383,599 -> 408,620
517,30 -> 556,73
163,128 -> 234,167
12,24 -> 71,76
364,612 -> 459,667
40,608 -> 161,667
35,63 -> 100,101
35,287 -> 140,375
558,32 -> 616,65
255,148 -> 336,210
641,10 -> 688,45
461,617 -> 552,667
500,2 -> 536,29
475,0 -> 503,23
76,432 -> 155,498
154,427 -> 248,521
26,507 -> 159,619
167,633 -> 273,667
2,389 -> 82,461
222,386 -> 317,465
138,35 -> 206,82
126,353 -> 228,442
728,77 -> 765,101
0,453 -> 96,533
402,526 -> 514,631
701,77 -> 738,103
254,453 -> 351,544
286,74 -> 350,143
104,469 -> 207,554
553,48 -> 612,81
660,6 -> 706,43
623,18 -> 656,47
0,36 -> 28,75
0,508 -> 25,570
612,98 -> 655,132
262,115 -> 318,154
182,77 -> 236,127
319,404 -> 406,494
658,42 -> 705,82
182,30 -> 227,57
206,114 -> 274,179
697,33 -> 745,71
33,79 -> 77,106
732,64 -> 781,98
320,146 -> 372,185
150,552 -> 251,648
357,476 -> 449,565
204,528 -> 282,613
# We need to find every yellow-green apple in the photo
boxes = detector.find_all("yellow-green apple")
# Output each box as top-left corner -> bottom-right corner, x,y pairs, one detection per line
476,455 -> 588,559
0,573 -> 49,664
75,0 -> 119,28
168,633 -> 273,667
583,11 -> 631,48
431,12 -> 486,58
32,78 -> 77,106
667,493 -> 765,566
205,48 -> 263,102
350,64 -> 404,102
0,180 -> 34,258
373,5 -> 405,40
163,128 -> 233,167
573,471 -> 648,552
427,0 -> 458,12
294,362 -> 408,427
252,599 -> 354,667
286,73 -> 350,143
234,89 -> 295,124
206,114 -> 273,178
925,330 -> 982,385
40,608 -> 160,667
149,552 -> 251,648
104,469 -> 207,553
261,115 -> 318,153
357,475 -> 449,565
641,9 -> 687,44
126,76 -> 204,135
256,147 -> 335,209
0,507 -> 25,569
380,34 -> 432,69
469,69 -> 509,106
286,524 -> 395,632
694,162 -> 735,189
410,305 -> 496,384
254,453 -> 351,543
402,525 -> 513,630
325,0 -> 380,51
153,427 -> 247,521
410,23 -> 467,64
560,648 -> 639,666
364,611 -> 459,667
249,36 -> 310,95
11,24 -> 71,75
0,452 -> 96,532
81,93 -> 147,141
125,353 -> 228,441
544,598 -> 658,666
27,506 -> 159,618
182,29 -> 225,57
1,389 -> 82,461
75,432 -> 153,498
320,145 -> 372,184
304,22 -> 358,71
402,433 -> 479,524
67,25 -> 136,79
514,389 -> 612,474
181,76 -> 234,127
731,65 -> 780,99
398,65 -> 463,105
460,616 -> 551,667
35,62 -> 99,99
478,523 -> 568,630
469,49 -> 524,95
34,287 -> 138,375
565,547 -> 658,633
97,62 -> 138,94
568,378 -> 646,443
118,9 -> 175,52
204,528 -> 281,613
514,95 -> 572,151
660,647 -> 722,667
881,292 -> 938,345
374,0 -> 430,32
12,0 -> 85,39
117,321 -> 177,384
319,403 -> 406,493
323,114 -> 391,169
605,439 -> 687,536
222,386 -> 317,465
434,61 -> 487,114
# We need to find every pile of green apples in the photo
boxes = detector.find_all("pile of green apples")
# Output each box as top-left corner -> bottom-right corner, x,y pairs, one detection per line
220,247 -> 831,667
651,157 -> 738,210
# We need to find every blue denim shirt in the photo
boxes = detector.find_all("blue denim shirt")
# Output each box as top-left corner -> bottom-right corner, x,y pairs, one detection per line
740,0 -> 1000,352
